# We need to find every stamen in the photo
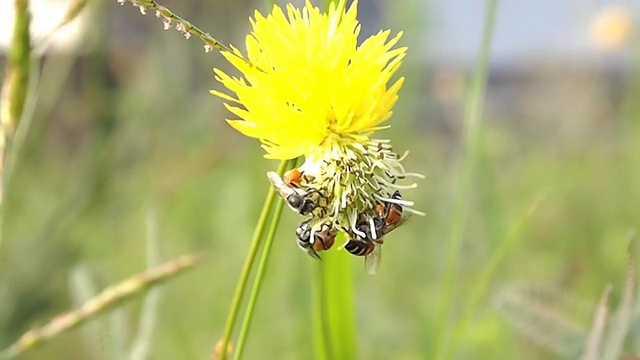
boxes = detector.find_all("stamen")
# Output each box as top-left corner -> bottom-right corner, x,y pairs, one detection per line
282,138 -> 423,246
402,172 -> 427,179
375,195 -> 415,207
369,217 -> 377,240
405,208 -> 426,216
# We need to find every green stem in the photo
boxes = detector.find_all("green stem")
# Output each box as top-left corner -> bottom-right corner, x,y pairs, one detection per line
233,164 -> 289,360
448,196 -> 541,356
218,160 -> 289,360
434,1 -> 499,359
0,2 -> 89,251
0,0 -> 32,250
1,0 -> 31,133
316,233 -> 357,360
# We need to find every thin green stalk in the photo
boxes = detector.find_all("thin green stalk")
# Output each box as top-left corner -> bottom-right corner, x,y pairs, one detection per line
434,1 -> 499,359
316,233 -> 357,360
233,175 -> 288,360
0,0 -> 89,251
1,0 -> 31,134
602,234 -> 638,360
130,205 -> 163,360
582,284 -> 613,360
449,196 -> 542,356
0,0 -> 32,249
118,0 -> 255,69
218,160 -> 288,360
7,0 -> 90,181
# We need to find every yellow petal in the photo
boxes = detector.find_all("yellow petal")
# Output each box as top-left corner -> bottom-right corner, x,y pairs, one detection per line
211,0 -> 405,160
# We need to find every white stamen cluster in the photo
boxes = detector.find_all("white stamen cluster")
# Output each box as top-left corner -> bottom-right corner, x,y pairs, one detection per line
297,139 -> 424,242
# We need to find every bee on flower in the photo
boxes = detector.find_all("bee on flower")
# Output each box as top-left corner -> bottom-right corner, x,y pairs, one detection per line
211,0 -> 424,274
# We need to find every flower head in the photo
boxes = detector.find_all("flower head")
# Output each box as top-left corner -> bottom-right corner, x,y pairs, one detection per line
212,0 -> 422,271
212,0 -> 405,160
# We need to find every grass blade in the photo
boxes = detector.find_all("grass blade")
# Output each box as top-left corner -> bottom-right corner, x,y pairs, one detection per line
450,196 -> 542,355
233,176 -> 288,360
0,0 -> 31,138
495,283 -> 589,357
0,0 -> 32,249
434,1 -> 499,358
582,284 -> 613,360
68,266 -> 104,358
602,233 -> 638,360
129,205 -> 163,360
217,160 -> 289,360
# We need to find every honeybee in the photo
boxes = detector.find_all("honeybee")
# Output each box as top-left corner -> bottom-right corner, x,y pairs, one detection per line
354,213 -> 387,243
344,215 -> 386,275
345,190 -> 409,275
295,219 -> 337,259
267,171 -> 319,216
344,237 -> 376,256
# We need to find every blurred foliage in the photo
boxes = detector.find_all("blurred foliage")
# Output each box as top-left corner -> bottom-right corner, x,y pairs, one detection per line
0,0 -> 639,359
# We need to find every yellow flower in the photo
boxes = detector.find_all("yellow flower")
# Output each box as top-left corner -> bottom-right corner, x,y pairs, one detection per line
211,0 -> 405,160
590,5 -> 633,51
212,0 -> 422,271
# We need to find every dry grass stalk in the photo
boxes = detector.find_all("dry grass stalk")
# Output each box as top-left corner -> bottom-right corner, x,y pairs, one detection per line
0,253 -> 208,358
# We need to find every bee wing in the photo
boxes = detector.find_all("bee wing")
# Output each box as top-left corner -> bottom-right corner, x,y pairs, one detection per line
382,214 -> 412,237
267,171 -> 297,201
363,213 -> 413,275
364,244 -> 382,275
267,171 -> 286,189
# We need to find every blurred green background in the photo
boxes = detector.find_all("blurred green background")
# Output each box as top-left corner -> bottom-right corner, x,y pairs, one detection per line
1,0 -> 639,358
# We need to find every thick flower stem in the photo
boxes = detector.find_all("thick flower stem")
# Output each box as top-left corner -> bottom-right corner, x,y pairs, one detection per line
218,160 -> 289,360
315,234 -> 357,360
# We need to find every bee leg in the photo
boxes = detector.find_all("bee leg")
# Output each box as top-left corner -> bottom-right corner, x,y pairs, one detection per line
306,248 -> 322,260
299,197 -> 317,216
